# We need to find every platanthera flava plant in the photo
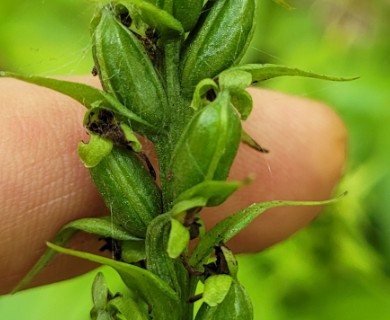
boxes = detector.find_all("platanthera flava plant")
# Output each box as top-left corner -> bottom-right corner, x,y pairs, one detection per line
0,0 -> 355,319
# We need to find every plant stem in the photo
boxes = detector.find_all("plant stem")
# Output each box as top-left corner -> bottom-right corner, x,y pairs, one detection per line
155,37 -> 197,319
157,37 -> 193,211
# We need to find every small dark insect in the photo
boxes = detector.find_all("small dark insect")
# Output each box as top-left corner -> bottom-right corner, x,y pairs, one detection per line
91,65 -> 98,76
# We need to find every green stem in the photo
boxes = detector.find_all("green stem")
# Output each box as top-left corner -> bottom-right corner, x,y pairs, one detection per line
155,37 -> 196,320
164,38 -> 193,146
157,37 -> 193,211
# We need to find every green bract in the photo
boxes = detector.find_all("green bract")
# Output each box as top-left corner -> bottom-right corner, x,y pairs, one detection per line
0,1 -> 356,319
180,0 -> 256,92
90,147 -> 162,238
144,0 -> 203,31
169,91 -> 241,201
172,0 -> 204,31
92,7 -> 168,137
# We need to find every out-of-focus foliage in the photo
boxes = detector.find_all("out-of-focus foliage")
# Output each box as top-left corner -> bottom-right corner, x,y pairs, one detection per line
1,0 -> 390,319
0,0 -> 93,75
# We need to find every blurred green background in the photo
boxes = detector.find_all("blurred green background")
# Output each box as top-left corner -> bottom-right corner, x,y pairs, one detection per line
1,0 -> 390,319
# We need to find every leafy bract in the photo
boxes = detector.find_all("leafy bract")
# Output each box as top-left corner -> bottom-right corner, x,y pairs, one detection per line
48,242 -> 181,320
190,194 -> 347,268
12,217 -> 139,293
227,64 -> 359,83
241,129 -> 269,153
0,71 -> 154,129
169,91 -> 242,200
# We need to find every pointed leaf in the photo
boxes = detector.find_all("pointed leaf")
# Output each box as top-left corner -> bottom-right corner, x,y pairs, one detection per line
47,242 -> 181,320
229,64 -> 359,83
203,275 -> 233,307
78,134 -> 113,168
0,71 -> 106,106
167,218 -> 190,259
0,71 -> 154,129
173,180 -> 250,211
190,193 -> 347,268
12,217 -> 139,292
241,129 -> 269,153
67,216 -> 141,240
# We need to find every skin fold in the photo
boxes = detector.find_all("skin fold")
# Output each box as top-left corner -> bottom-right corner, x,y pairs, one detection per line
0,77 -> 347,294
